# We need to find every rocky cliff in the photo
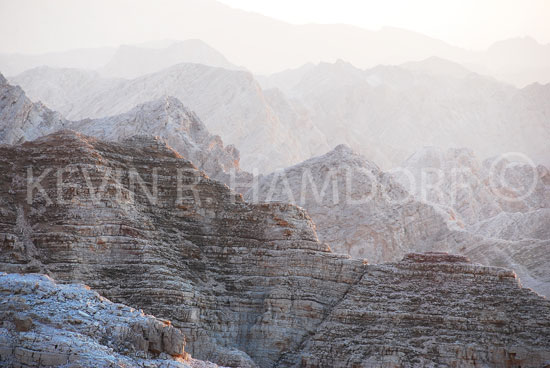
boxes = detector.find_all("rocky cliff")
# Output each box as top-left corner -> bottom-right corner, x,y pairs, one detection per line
291,253 -> 550,368
0,131 -> 549,367
70,96 -> 252,191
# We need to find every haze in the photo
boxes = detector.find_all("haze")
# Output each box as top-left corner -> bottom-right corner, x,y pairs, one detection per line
218,0 -> 550,49
1,0 -> 549,54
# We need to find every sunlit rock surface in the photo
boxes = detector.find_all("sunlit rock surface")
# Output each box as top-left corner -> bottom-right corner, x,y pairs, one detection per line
0,272 -> 220,368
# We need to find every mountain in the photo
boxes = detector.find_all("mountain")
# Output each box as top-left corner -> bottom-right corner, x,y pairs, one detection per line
480,36 -> 550,87
247,144 -> 458,262
1,131 -> 550,367
0,38 -> 238,81
0,273 -> 217,367
0,47 -> 116,77
99,39 -> 240,79
11,64 -> 330,172
11,58 -> 550,171
250,145 -> 550,297
400,56 -> 476,78
0,72 -> 68,143
260,60 -> 550,169
3,0 -> 550,85
71,96 -> 252,189
0,74 -> 250,187
394,146 -> 550,224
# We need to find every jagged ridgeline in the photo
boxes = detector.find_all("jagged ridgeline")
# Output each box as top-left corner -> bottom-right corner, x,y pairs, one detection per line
1,131 -> 549,367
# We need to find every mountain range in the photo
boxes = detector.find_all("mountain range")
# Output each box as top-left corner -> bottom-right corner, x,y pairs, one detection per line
2,0 -> 550,86
1,131 -> 549,367
10,57 -> 550,172
1,18 -> 550,365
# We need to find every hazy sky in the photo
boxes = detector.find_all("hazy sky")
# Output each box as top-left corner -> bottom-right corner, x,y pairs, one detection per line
0,0 -> 548,54
217,0 -> 550,49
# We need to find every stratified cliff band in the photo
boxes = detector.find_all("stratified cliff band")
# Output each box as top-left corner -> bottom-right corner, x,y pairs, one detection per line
1,131 -> 549,367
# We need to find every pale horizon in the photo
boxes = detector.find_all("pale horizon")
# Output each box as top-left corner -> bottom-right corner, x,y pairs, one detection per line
0,0 -> 549,56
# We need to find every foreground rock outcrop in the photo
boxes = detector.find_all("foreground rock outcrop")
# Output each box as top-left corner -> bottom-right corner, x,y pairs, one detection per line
292,253 -> 550,367
1,132 -> 549,367
0,272 -> 218,368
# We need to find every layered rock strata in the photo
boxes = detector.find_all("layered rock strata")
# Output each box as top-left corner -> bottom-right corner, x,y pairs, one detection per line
0,132 -> 549,367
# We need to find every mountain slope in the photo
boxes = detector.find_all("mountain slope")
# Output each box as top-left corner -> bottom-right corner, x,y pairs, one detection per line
0,72 -> 68,143
71,96 -> 252,189
263,60 -> 550,168
393,146 -> 550,224
12,64 -> 328,172
0,74 -> 250,187
1,131 -> 550,367
250,145 -> 550,297
247,144 -> 458,262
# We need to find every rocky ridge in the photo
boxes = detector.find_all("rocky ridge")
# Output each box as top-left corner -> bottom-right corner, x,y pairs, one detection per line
12,59 -> 550,173
393,146 -> 550,224
0,132 -> 549,367
70,96 -> 252,190
260,60 -> 550,169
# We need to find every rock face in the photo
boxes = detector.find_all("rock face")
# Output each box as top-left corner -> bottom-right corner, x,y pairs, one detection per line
392,146 -> 550,297
0,132 -> 549,367
292,252 -> 550,368
0,72 -> 68,144
0,272 -> 218,368
393,146 -> 550,225
0,131 -> 363,367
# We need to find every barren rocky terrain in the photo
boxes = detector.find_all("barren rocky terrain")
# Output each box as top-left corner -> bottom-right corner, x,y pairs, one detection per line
0,132 -> 549,367
250,145 -> 550,297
